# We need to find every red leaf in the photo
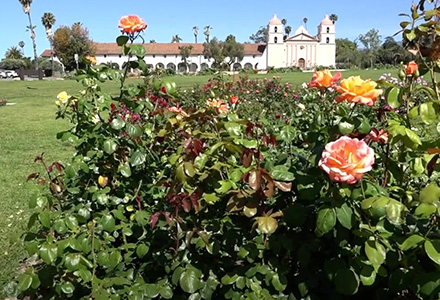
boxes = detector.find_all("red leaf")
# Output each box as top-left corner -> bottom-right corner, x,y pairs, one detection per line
150,212 -> 161,229
246,122 -> 254,138
428,154 -> 439,177
182,199 -> 191,212
27,173 -> 39,182
262,134 -> 269,147
274,181 -> 292,192
241,148 -> 253,167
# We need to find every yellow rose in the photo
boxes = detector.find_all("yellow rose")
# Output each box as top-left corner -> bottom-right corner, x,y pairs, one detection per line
56,91 -> 69,104
335,76 -> 382,106
98,175 -> 108,187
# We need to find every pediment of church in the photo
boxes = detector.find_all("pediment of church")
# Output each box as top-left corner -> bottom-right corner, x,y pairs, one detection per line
285,33 -> 319,42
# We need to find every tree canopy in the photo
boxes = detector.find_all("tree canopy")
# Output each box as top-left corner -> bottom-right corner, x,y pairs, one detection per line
52,22 -> 94,70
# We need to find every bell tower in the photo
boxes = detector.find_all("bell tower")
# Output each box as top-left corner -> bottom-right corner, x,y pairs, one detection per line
266,14 -> 285,68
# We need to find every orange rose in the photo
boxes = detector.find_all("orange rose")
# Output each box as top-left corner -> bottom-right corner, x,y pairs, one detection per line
86,55 -> 97,65
405,61 -> 418,76
207,99 -> 228,114
319,136 -> 375,184
118,15 -> 147,34
307,69 -> 341,89
335,76 -> 382,106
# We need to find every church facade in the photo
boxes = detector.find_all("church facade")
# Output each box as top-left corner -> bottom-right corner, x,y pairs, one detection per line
41,15 -> 336,71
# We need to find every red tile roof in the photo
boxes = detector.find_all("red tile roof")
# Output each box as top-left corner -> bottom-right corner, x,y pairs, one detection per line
41,42 -> 266,57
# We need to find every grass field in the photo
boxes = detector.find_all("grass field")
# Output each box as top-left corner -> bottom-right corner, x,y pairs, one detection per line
0,68 -> 393,295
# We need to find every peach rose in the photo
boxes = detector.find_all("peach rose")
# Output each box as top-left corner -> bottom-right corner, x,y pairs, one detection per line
118,15 -> 147,34
307,69 -> 341,89
230,96 -> 238,104
405,61 -> 418,76
207,99 -> 228,114
86,55 -> 97,65
335,76 -> 382,106
319,136 -> 375,184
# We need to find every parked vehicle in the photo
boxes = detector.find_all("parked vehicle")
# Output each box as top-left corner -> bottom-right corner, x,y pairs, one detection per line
0,70 -> 6,79
5,70 -> 19,78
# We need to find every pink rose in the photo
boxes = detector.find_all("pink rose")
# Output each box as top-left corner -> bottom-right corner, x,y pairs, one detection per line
318,136 -> 375,184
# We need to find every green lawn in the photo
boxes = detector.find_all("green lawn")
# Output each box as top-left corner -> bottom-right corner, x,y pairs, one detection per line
0,68 -> 393,295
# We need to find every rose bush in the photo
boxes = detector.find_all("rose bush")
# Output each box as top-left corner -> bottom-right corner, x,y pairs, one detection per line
10,2 -> 440,299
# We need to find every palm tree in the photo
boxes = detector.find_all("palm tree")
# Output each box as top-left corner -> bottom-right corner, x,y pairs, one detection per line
41,12 -> 56,72
149,39 -> 156,43
193,26 -> 199,43
303,18 -> 308,30
281,19 -> 287,26
171,34 -> 182,43
18,0 -> 39,75
285,26 -> 292,37
204,25 -> 212,43
18,40 -> 25,55
329,14 -> 338,24
5,46 -> 24,59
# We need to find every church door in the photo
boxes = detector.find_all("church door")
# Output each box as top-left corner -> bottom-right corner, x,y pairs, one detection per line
298,58 -> 305,68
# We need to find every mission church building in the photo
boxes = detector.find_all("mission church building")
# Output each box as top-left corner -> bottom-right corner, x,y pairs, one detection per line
42,14 -> 335,71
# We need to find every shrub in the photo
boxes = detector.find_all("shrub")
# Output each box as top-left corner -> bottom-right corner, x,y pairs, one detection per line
0,58 -> 26,70
12,4 -> 440,299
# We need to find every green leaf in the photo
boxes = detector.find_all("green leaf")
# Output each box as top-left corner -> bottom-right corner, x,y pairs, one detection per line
119,162 -> 132,177
111,118 -> 125,130
65,215 -> 78,231
386,199 -> 406,225
403,128 -> 422,149
17,273 -> 33,291
130,44 -> 146,57
335,203 -> 353,229
338,121 -> 355,135
39,243 -> 58,264
386,87 -> 401,109
315,207 -> 336,237
279,125 -> 295,142
400,235 -> 425,251
334,268 -> 359,295
215,180 -> 233,194
203,193 -> 220,204
135,210 -> 149,226
126,123 -> 142,138
184,162 -> 196,177
144,284 -> 160,298
424,240 -> 440,265
224,122 -> 242,137
130,150 -> 147,167
38,211 -> 51,228
60,281 -> 75,294
116,35 -> 129,46
420,102 -> 437,124
365,240 -> 386,266
270,165 -> 294,181
420,183 -> 440,203
75,269 -> 92,282
360,265 -> 376,286
53,219 -> 67,234
271,273 -> 287,292
180,269 -> 203,293
160,286 -> 173,299
103,139 -> 117,154
172,267 -> 185,285
65,253 -> 81,271
136,244 -> 149,258
415,203 -> 437,218
101,214 -> 116,232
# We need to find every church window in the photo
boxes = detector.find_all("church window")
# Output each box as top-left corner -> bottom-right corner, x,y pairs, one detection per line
153,55 -> 155,58
274,37 -> 278,43
164,55 -> 167,58
326,37 -> 330,43
326,27 -> 330,33
274,26 -> 278,33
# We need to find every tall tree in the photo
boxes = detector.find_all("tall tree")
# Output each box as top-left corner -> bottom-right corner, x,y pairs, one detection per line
5,46 -> 24,59
18,0 -> 39,74
171,34 -> 182,43
329,14 -> 338,24
223,35 -> 244,70
249,26 -> 267,43
285,26 -> 292,37
52,23 -> 94,70
303,17 -> 308,30
41,12 -> 56,72
149,39 -> 156,43
18,41 -> 25,55
204,25 -> 212,43
358,28 -> 381,68
193,26 -> 199,43
203,37 -> 225,69
335,38 -> 359,67
178,45 -> 193,73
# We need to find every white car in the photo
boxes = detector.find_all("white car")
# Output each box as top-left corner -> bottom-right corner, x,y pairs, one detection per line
5,70 -> 18,78
0,71 -> 6,79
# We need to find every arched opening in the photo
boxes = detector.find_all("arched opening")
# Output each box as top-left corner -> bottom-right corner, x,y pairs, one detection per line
166,63 -> 176,71
274,26 -> 278,33
298,58 -> 305,68
156,62 -> 164,69
326,27 -> 330,33
200,63 -> 209,70
178,63 -> 187,73
189,63 -> 198,72
244,63 -> 253,70
146,64 -> 154,70
233,63 -> 242,71
254,63 -> 259,69
326,37 -> 330,44
110,62 -> 120,70
274,37 -> 278,43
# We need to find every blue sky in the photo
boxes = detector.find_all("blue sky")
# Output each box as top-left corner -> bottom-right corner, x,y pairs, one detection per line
1,0 -> 415,58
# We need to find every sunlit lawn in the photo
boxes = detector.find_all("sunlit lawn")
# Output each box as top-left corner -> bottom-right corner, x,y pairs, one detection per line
0,68 -> 394,295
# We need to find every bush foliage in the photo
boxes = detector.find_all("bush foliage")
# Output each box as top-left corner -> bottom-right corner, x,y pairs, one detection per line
10,2 -> 440,299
